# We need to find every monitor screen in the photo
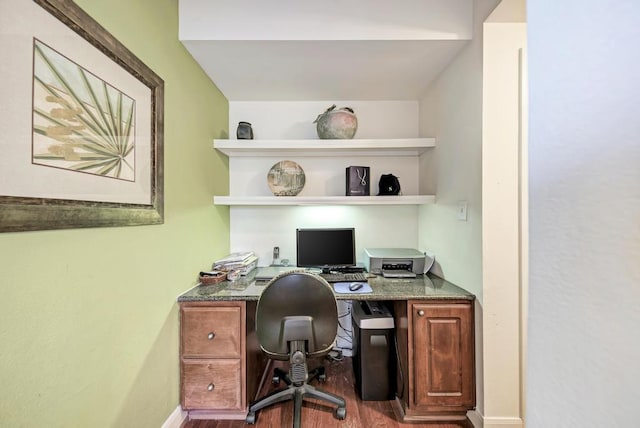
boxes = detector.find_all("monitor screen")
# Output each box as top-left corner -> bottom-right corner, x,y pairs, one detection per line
296,228 -> 356,268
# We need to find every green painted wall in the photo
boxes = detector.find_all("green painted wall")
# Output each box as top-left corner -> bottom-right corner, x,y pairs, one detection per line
0,1 -> 229,426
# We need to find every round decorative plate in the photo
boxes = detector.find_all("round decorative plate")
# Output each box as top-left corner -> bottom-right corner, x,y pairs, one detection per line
267,160 -> 305,196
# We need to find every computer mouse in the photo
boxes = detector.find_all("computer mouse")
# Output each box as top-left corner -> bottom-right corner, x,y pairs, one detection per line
349,282 -> 364,291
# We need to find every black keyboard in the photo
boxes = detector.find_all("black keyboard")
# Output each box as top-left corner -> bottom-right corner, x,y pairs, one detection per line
319,272 -> 367,283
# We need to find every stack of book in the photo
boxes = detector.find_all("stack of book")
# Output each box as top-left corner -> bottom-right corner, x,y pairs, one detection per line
213,251 -> 258,276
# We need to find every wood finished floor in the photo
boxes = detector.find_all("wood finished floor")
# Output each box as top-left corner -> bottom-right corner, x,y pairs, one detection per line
183,357 -> 472,428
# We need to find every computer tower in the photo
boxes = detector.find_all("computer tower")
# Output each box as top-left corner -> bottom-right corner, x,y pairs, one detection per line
351,300 -> 396,401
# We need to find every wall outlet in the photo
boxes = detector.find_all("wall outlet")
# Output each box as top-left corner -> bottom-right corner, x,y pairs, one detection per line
457,201 -> 468,221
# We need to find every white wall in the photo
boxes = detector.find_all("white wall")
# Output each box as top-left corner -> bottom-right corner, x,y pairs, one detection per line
227,101 -> 425,265
229,101 -> 418,140
418,0 -> 499,300
230,205 -> 420,267
527,1 -> 640,427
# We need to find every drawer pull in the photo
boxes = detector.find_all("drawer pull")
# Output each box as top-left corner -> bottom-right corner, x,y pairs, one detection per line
207,383 -> 215,391
417,310 -> 425,317
207,332 -> 216,340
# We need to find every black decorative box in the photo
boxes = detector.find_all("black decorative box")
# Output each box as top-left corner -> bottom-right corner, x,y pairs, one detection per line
346,166 -> 370,196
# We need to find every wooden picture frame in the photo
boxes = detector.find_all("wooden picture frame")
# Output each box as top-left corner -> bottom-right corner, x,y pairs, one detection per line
0,0 -> 164,232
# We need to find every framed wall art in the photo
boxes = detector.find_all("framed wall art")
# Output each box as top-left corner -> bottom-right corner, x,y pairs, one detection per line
0,0 -> 164,232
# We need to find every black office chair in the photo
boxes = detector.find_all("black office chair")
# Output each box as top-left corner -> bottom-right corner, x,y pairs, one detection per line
246,271 -> 346,427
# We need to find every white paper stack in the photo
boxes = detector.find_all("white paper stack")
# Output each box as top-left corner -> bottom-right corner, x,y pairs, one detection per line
213,251 -> 258,276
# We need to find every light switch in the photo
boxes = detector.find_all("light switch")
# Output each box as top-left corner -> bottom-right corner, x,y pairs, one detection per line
457,201 -> 468,221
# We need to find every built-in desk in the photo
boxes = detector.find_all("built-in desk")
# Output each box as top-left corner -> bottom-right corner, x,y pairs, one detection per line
177,272 -> 476,422
178,270 -> 474,302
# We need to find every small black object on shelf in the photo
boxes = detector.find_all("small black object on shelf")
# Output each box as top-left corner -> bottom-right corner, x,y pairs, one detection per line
236,121 -> 254,139
378,174 -> 401,195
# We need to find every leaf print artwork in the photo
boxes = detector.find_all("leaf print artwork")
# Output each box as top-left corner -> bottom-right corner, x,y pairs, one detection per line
32,39 -> 135,181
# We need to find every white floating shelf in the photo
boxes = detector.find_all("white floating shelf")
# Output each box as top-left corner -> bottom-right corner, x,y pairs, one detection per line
213,138 -> 435,157
213,195 -> 435,206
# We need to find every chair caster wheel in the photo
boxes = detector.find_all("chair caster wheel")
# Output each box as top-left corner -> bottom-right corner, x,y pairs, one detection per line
246,411 -> 256,424
336,407 -> 346,420
272,376 -> 280,385
318,373 -> 327,382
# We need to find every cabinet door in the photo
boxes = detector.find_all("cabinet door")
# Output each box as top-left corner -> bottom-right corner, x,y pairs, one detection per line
410,301 -> 474,410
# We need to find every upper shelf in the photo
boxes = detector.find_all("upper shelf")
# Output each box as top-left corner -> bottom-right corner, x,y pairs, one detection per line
213,195 -> 435,206
213,138 -> 435,157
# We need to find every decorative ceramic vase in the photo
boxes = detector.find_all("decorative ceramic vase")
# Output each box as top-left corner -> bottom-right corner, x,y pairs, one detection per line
236,121 -> 254,139
313,105 -> 358,139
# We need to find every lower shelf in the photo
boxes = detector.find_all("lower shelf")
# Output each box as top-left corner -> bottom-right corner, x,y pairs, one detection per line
213,195 -> 435,206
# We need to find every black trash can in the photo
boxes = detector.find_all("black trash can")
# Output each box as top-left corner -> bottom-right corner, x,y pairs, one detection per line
351,300 -> 395,401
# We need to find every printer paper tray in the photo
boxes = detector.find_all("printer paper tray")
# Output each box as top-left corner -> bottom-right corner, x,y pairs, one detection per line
381,270 -> 416,278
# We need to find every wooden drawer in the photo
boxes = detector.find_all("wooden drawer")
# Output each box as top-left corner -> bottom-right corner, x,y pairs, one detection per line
182,359 -> 242,410
181,306 -> 242,358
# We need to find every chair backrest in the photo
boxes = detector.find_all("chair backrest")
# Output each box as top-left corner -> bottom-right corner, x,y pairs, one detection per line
256,271 -> 338,360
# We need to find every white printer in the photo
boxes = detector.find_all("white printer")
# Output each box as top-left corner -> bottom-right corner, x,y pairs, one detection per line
364,248 -> 430,278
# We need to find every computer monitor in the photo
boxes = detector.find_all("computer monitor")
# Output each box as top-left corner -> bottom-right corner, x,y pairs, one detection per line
296,228 -> 356,269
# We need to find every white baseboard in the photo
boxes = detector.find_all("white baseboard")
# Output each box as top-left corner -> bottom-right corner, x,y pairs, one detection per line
484,416 -> 524,428
161,405 -> 187,428
468,410 -> 484,427
467,411 -> 523,428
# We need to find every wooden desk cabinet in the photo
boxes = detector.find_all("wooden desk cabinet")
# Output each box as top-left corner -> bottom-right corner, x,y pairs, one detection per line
180,301 -> 266,420
179,298 -> 474,422
392,299 -> 475,422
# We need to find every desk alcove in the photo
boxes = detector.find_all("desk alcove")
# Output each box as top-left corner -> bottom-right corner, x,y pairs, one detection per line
177,271 -> 475,423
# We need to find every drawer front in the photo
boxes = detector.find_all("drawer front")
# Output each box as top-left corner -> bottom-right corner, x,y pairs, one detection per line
182,359 -> 242,410
182,306 -> 242,358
